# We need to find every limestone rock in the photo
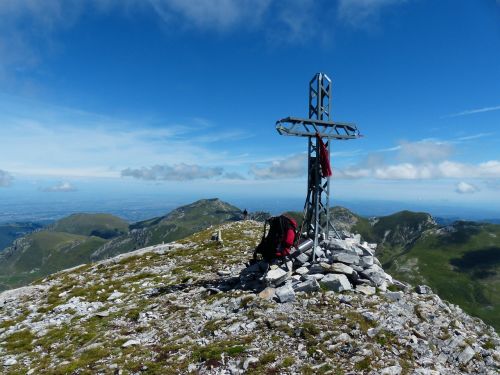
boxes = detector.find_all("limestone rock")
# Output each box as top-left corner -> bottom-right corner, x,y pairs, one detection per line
107,291 -> 124,301
243,357 -> 259,370
320,274 -> 352,292
122,339 -> 140,348
380,365 -> 402,375
293,278 -> 320,293
416,285 -> 432,295
356,284 -> 376,296
331,252 -> 360,265
330,262 -> 355,276
361,264 -> 386,286
294,253 -> 310,265
265,267 -> 290,288
359,256 -> 374,268
294,266 -> 309,276
3,358 -> 17,366
457,346 -> 475,364
275,284 -> 295,303
385,291 -> 404,302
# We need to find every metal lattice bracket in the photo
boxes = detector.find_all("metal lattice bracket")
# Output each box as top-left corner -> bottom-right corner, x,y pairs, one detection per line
275,73 -> 361,261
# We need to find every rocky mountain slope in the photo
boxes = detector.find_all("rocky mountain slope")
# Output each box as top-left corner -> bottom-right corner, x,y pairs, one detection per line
0,220 -> 499,374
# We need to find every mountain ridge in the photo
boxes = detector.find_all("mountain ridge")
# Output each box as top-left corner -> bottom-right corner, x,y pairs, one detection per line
0,220 -> 498,374
1,201 -> 499,331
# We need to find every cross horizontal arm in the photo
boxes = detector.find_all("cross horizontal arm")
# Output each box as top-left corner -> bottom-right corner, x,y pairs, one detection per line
276,117 -> 361,139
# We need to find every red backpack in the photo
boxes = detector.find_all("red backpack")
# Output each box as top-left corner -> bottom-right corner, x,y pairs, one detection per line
254,215 -> 297,261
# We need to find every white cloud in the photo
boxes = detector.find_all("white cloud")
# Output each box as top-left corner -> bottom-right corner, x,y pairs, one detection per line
41,181 -> 77,192
0,169 -> 13,187
250,153 -> 307,180
121,163 -> 224,181
337,0 -> 408,27
443,105 -> 500,118
335,160 -> 500,180
455,181 -> 479,194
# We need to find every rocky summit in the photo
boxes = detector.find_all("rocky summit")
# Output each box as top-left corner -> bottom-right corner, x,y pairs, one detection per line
0,220 -> 498,374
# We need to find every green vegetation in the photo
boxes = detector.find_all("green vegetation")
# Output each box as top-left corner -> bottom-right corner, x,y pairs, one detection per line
0,231 -> 107,291
4,329 -> 35,353
282,356 -> 295,367
49,213 -> 128,238
0,222 -> 43,251
386,222 -> 500,331
0,199 -> 243,292
354,357 -> 372,371
327,206 -> 500,332
191,339 -> 249,362
91,198 -> 242,260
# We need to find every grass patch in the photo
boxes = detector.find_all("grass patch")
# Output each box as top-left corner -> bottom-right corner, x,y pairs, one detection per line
375,330 -> 397,347
0,319 -> 15,329
282,356 -> 295,367
354,357 -> 372,371
483,339 -> 495,350
259,352 -> 277,365
191,339 -> 250,363
3,329 -> 35,353
52,346 -> 110,374
344,311 -> 376,332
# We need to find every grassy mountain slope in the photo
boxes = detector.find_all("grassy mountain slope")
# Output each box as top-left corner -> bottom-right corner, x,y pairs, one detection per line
0,232 -> 107,290
0,200 -> 243,292
50,213 -> 129,239
0,222 -> 43,252
386,221 -> 500,330
0,213 -> 129,291
90,198 -> 242,260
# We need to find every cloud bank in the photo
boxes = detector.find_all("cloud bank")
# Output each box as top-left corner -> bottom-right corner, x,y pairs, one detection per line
41,181 -> 77,192
455,181 -> 479,194
250,153 -> 307,180
121,163 -> 224,181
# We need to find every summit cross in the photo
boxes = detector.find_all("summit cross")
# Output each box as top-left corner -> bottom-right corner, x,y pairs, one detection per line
276,72 -> 361,260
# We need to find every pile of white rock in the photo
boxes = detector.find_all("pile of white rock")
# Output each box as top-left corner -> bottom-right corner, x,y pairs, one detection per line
240,232 -> 401,303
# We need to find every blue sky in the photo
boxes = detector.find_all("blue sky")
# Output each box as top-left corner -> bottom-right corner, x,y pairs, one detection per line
1,0 -> 500,217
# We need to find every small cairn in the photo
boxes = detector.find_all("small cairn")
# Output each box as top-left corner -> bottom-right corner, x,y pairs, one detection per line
239,232 -> 396,303
211,230 -> 224,247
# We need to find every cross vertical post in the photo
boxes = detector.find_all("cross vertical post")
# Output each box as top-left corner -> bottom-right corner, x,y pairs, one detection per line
276,73 -> 361,261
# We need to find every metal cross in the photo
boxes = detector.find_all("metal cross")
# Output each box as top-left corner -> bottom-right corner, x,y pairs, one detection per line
276,72 -> 361,260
